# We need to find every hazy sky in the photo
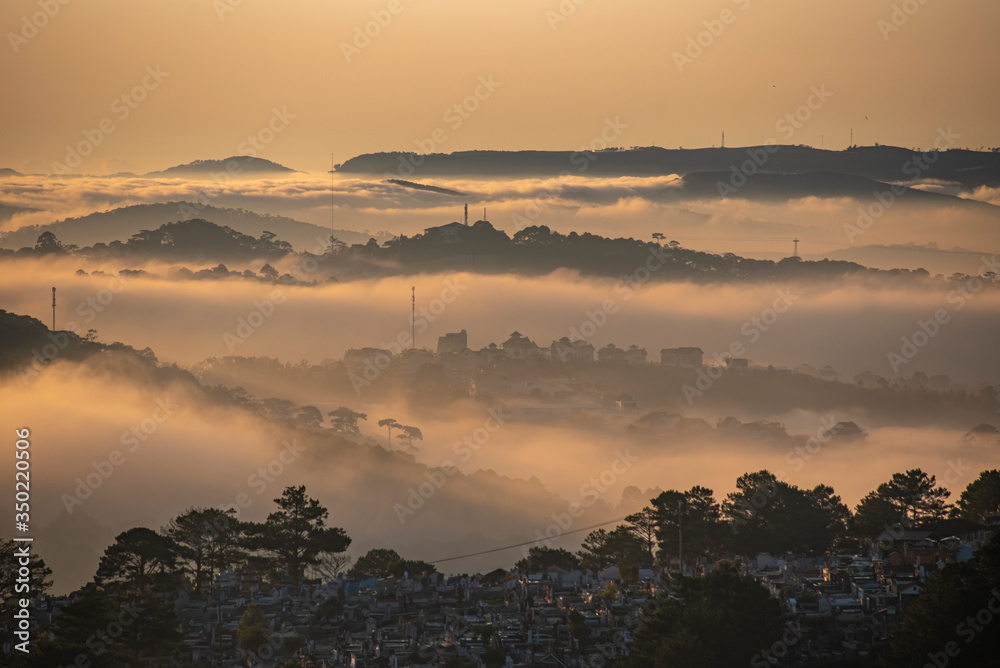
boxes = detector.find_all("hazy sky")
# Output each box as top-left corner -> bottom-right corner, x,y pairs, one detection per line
2,0 -> 999,174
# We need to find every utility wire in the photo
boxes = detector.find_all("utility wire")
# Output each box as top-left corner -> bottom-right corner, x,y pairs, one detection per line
428,516 -> 632,565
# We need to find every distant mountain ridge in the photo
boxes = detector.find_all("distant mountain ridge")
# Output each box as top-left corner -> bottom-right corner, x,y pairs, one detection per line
0,202 -> 38,222
677,171 -> 996,208
0,202 -> 386,251
144,156 -> 297,177
338,145 -> 1000,189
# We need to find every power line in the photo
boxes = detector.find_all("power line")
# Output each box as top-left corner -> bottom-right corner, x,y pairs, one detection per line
427,515 -> 632,566
673,236 -> 848,247
673,237 -> 992,255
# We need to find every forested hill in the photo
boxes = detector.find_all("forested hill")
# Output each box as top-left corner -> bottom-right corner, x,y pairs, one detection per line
2,218 -> 953,283
338,145 -> 1000,188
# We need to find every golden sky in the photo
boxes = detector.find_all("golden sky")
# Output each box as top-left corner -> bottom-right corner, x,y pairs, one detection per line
2,0 -> 998,174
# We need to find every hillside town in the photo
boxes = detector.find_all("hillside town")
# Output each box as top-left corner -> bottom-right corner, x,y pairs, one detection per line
13,513 -> 997,667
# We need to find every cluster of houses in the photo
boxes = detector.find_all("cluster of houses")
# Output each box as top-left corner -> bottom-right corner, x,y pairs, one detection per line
16,515 -> 994,667
343,329 -> 978,397
21,565 -> 649,667
752,517 -> 995,661
345,329 -> 711,373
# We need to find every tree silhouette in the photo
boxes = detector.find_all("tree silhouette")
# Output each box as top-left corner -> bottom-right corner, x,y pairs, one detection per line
515,546 -> 579,573
352,548 -> 402,579
294,405 -> 323,429
0,539 -> 52,601
868,469 -> 952,524
378,418 -> 401,447
626,563 -> 784,668
28,585 -> 179,667
952,469 -> 1000,523
34,231 -> 70,254
259,263 -> 279,280
878,534 -> 1000,667
722,472 -> 849,555
577,526 -> 645,580
351,548 -> 436,580
163,507 -> 244,594
397,425 -> 423,451
243,486 -> 351,585
95,527 -> 182,595
625,507 -> 658,567
652,486 -> 724,565
329,407 -> 367,437
852,491 -> 899,540
238,603 -> 270,662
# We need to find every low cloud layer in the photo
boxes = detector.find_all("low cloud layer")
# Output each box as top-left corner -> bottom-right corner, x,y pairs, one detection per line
2,173 -> 997,264
2,261 -> 998,384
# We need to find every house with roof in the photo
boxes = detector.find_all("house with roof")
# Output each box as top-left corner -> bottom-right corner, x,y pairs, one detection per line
826,421 -> 866,440
437,329 -> 468,354
344,347 -> 393,376
963,423 -> 999,444
624,345 -> 647,365
439,347 -> 481,380
422,221 -> 467,243
502,331 -> 543,360
549,337 -> 595,363
518,379 -> 576,400
394,348 -> 436,375
615,394 -> 638,411
725,356 -> 749,370
660,346 -> 704,368
478,342 -> 504,364
597,343 -> 627,363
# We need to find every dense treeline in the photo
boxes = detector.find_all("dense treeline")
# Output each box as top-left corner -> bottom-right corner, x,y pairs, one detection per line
3,218 -> 973,284
518,469 -> 999,582
4,469 -> 997,667
5,221 -> 292,263
4,487 -> 354,666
